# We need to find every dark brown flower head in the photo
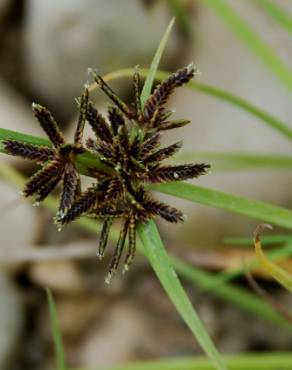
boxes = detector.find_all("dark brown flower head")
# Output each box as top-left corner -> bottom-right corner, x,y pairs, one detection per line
3,88 -> 89,217
57,65 -> 210,282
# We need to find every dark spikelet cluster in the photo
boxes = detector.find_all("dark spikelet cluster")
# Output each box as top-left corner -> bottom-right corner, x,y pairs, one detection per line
57,64 -> 209,282
3,64 -> 210,282
3,88 -> 88,216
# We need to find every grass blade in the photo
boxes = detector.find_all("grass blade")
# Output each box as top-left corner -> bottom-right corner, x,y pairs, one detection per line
252,0 -> 292,34
171,257 -> 289,327
203,0 -> 292,92
72,353 -> 292,370
174,151 -> 292,171
138,220 -> 228,370
140,18 -> 175,107
46,288 -> 66,370
152,181 -> 292,230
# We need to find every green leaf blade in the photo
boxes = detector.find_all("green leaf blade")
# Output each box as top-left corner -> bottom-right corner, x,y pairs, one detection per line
138,220 -> 228,370
46,288 -> 66,370
152,181 -> 292,230
140,18 -> 175,108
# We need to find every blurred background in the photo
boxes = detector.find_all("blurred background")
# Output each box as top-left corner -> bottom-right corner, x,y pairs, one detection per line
1,0 -> 292,369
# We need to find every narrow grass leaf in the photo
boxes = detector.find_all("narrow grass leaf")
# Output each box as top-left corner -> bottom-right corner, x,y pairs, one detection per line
171,257 -> 289,327
138,220 -> 228,370
72,353 -> 292,370
46,288 -> 66,370
174,151 -> 292,172
252,0 -> 292,34
152,181 -> 292,230
140,18 -> 175,107
203,0 -> 292,92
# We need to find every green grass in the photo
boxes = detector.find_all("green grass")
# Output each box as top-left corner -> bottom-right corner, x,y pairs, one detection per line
140,18 -> 175,108
138,221 -> 227,370
47,289 -> 66,370
72,353 -> 292,370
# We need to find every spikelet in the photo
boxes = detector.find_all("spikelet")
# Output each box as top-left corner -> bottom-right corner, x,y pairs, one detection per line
23,158 -> 63,197
58,167 -> 80,217
143,64 -> 195,124
139,132 -> 161,159
74,88 -> 89,145
97,217 -> 113,259
94,74 -> 133,118
106,218 -> 130,283
147,163 -> 210,183
86,103 -> 113,143
108,106 -> 126,136
58,185 -> 102,225
143,141 -> 182,163
35,177 -> 60,205
157,119 -> 190,131
133,66 -> 142,115
32,103 -> 65,148
3,140 -> 54,162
